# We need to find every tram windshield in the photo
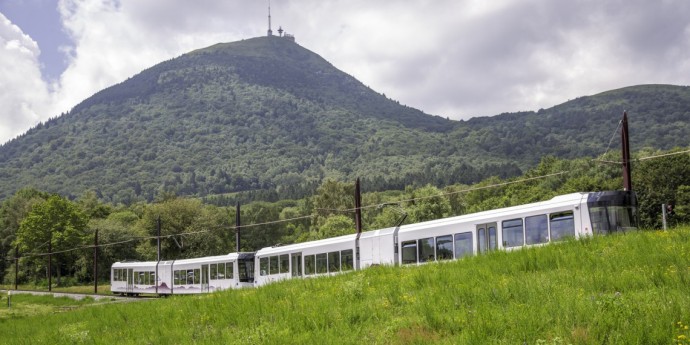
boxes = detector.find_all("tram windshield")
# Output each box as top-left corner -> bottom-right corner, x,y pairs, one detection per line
587,191 -> 638,234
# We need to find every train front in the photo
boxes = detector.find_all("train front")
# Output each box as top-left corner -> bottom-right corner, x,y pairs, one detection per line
587,191 -> 638,234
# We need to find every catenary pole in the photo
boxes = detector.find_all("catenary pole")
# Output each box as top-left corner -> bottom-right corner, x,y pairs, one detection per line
621,112 -> 632,191
94,229 -> 99,294
235,203 -> 241,252
48,237 -> 52,292
14,245 -> 19,290
354,178 -> 362,270
157,216 -> 161,262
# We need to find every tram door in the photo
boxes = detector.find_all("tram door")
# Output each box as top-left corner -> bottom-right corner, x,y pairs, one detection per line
201,265 -> 209,292
126,269 -> 134,293
291,253 -> 302,277
477,223 -> 497,254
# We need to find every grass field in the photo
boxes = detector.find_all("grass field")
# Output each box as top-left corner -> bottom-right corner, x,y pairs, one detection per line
1,227 -> 689,344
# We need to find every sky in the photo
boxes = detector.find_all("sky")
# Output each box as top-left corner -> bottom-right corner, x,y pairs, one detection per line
1,0 -> 689,145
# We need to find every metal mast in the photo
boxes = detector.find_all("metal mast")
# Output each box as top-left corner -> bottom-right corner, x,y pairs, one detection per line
267,0 -> 273,36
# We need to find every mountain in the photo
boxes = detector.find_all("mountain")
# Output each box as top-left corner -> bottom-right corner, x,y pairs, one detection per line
0,36 -> 688,204
460,84 -> 690,164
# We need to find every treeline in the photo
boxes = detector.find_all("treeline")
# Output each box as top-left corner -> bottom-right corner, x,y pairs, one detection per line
1,148 -> 689,286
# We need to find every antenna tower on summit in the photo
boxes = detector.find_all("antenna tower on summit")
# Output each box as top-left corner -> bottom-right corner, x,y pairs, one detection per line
267,0 -> 273,36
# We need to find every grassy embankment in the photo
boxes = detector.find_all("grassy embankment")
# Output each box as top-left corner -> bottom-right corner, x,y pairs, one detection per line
1,227 -> 689,344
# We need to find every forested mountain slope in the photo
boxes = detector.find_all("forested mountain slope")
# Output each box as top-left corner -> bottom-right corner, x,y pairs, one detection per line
0,35 -> 688,204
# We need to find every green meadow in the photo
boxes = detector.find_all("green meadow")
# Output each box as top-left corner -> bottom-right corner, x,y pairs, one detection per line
2,227 -> 689,344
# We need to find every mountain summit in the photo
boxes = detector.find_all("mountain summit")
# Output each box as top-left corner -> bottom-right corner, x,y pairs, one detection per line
74,37 -> 451,132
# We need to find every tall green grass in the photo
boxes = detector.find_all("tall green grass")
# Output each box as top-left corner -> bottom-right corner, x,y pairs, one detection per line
2,227 -> 689,344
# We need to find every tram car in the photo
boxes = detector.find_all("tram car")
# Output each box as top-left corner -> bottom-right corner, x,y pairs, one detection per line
253,191 -> 637,286
112,190 -> 637,293
111,252 -> 255,296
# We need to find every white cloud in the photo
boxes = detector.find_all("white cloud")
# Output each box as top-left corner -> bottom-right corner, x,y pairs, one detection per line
0,13 -> 51,144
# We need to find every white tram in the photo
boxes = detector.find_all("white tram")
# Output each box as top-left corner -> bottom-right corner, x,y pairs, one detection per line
111,252 -> 255,296
253,191 -> 637,286
112,190 -> 637,293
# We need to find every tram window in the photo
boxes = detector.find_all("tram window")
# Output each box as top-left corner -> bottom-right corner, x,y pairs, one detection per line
226,262 -> 234,279
478,228 -> 486,253
269,256 -> 279,275
316,253 -> 328,274
436,235 -> 453,260
193,269 -> 200,284
291,253 -> 302,277
210,264 -> 218,280
173,271 -> 179,285
216,263 -> 225,279
280,254 -> 289,274
550,212 -> 575,241
401,240 -> 417,264
454,232 -> 473,258
341,249 -> 354,271
238,259 -> 254,282
305,255 -> 315,275
489,225 -> 498,250
151,272 -> 156,285
526,215 -> 548,245
139,272 -> 145,285
502,219 -> 524,248
187,270 -> 194,285
260,257 -> 268,276
419,237 -> 435,262
328,251 -> 340,273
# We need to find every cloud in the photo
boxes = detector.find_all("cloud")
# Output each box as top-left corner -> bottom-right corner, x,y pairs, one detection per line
0,13 -> 51,144
285,0 -> 690,117
51,0 -> 250,116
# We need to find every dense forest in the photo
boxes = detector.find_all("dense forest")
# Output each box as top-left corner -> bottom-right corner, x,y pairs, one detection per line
1,148 -> 689,286
0,36 -> 688,204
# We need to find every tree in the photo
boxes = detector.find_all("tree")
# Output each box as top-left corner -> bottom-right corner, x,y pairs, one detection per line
14,195 -> 88,285
634,150 -> 690,228
311,179 -> 355,232
404,185 -> 451,223
317,215 -> 355,239
134,197 -> 228,260
75,210 -> 143,282
0,188 -> 49,283
674,185 -> 690,225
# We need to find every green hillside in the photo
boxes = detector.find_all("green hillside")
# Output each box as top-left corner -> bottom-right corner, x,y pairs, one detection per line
0,35 -> 688,204
2,227 -> 689,344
